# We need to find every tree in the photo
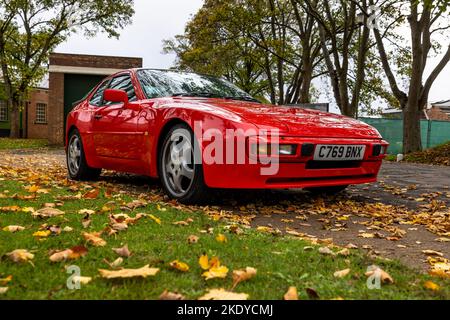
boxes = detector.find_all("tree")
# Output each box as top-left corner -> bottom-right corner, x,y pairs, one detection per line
368,0 -> 450,153
0,0 -> 135,138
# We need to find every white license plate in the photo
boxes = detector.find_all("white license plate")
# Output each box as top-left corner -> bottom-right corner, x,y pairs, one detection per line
314,145 -> 366,161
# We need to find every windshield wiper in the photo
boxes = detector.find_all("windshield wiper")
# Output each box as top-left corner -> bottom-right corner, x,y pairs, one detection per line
224,96 -> 260,103
172,92 -> 220,98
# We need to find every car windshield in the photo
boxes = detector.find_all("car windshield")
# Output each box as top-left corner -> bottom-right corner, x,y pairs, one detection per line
137,69 -> 259,102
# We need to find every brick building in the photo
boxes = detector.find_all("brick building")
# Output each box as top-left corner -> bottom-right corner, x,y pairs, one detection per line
0,53 -> 143,144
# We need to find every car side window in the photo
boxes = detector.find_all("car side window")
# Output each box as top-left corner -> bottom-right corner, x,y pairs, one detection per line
89,80 -> 110,107
105,74 -> 137,105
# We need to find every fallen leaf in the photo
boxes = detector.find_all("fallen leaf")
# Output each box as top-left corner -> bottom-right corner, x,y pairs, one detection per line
83,232 -> 107,247
319,247 -> 336,256
49,249 -> 74,262
283,287 -> 299,300
359,233 -> 375,239
337,248 -> 351,256
73,276 -> 92,285
99,265 -> 159,279
63,226 -> 73,232
198,289 -> 248,300
202,266 -> 229,280
232,267 -> 257,289
149,214 -> 161,225
0,275 -> 12,285
188,235 -> 199,244
170,260 -> 190,272
422,250 -> 444,257
113,244 -> 131,257
7,249 -> 34,263
199,254 -> 210,270
0,287 -> 8,295
159,290 -> 185,300
216,234 -> 228,243
3,226 -> 25,233
78,209 -> 96,215
83,189 -> 100,199
365,266 -> 394,284
111,222 -> 128,231
334,269 -> 351,278
424,281 -> 440,291
32,208 -> 64,218
33,230 -> 51,238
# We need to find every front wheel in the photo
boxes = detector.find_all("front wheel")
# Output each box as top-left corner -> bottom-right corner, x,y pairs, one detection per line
305,185 -> 348,195
67,129 -> 101,181
158,124 -> 210,204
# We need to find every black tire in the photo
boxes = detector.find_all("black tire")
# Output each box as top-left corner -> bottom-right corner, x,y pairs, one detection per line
67,129 -> 102,181
158,124 -> 210,204
305,185 -> 348,195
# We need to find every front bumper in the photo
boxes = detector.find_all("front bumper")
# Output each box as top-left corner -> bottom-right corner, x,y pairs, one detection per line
202,137 -> 388,189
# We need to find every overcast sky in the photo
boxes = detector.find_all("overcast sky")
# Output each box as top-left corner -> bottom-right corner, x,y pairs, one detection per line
56,0 -> 450,110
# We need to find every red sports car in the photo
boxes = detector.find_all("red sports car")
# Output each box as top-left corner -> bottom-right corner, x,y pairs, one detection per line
66,69 -> 388,203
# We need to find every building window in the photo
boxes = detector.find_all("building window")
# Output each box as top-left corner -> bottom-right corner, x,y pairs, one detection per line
35,103 -> 47,124
0,100 -> 8,122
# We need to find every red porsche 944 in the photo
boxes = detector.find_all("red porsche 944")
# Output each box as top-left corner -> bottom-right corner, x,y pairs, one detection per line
66,69 -> 388,203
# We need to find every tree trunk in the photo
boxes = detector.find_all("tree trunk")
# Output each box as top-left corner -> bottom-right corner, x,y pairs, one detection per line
403,100 -> 422,154
9,99 -> 21,139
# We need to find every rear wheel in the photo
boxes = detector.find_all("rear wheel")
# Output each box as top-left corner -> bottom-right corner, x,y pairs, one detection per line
305,185 -> 348,195
67,129 -> 101,181
159,124 -> 209,204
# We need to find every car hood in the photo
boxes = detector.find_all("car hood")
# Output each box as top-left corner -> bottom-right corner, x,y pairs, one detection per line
204,100 -> 382,139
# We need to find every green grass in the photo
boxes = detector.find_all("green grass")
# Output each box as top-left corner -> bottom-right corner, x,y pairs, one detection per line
0,138 -> 48,150
0,179 -> 448,300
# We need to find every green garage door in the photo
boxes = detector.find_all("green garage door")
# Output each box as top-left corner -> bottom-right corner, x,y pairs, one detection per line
64,74 -> 106,127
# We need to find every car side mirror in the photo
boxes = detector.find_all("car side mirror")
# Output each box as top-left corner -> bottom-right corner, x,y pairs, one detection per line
104,89 -> 129,105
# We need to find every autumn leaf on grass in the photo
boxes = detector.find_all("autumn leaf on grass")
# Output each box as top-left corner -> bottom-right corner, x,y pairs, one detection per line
198,254 -> 221,270
170,260 -> 190,272
3,226 -> 25,233
365,265 -> 394,284
216,234 -> 228,243
78,209 -> 96,215
83,232 -> 107,247
203,266 -> 229,280
159,290 -> 185,300
173,218 -> 194,226
7,250 -> 34,264
83,189 -> 100,199
149,214 -> 161,225
422,250 -> 444,257
334,269 -> 351,278
284,287 -> 299,300
99,265 -> 159,279
424,281 -> 440,291
0,275 -> 12,286
188,235 -> 199,244
73,276 -> 92,285
198,289 -> 248,301
32,208 -> 64,219
49,246 -> 88,262
113,245 -> 131,257
0,287 -> 8,295
232,267 -> 257,289
33,230 -> 51,238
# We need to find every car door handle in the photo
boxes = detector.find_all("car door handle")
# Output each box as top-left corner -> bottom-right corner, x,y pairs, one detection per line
94,114 -> 103,120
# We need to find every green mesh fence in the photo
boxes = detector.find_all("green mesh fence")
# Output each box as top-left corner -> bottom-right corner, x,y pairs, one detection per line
360,118 -> 450,155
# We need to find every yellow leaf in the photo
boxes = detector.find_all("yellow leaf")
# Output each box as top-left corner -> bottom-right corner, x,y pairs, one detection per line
99,265 -> 159,279
26,185 -> 40,193
0,275 -> 12,285
3,226 -> 25,233
424,281 -> 440,291
0,287 -> 8,295
170,260 -> 190,272
232,267 -> 257,289
149,214 -> 161,225
216,234 -> 228,243
199,254 -> 210,270
334,269 -> 351,278
198,288 -> 248,300
202,266 -> 229,280
73,276 -> 92,285
283,287 -> 299,300
365,266 -> 394,284
33,230 -> 51,238
7,249 -> 34,263
49,249 -> 73,262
